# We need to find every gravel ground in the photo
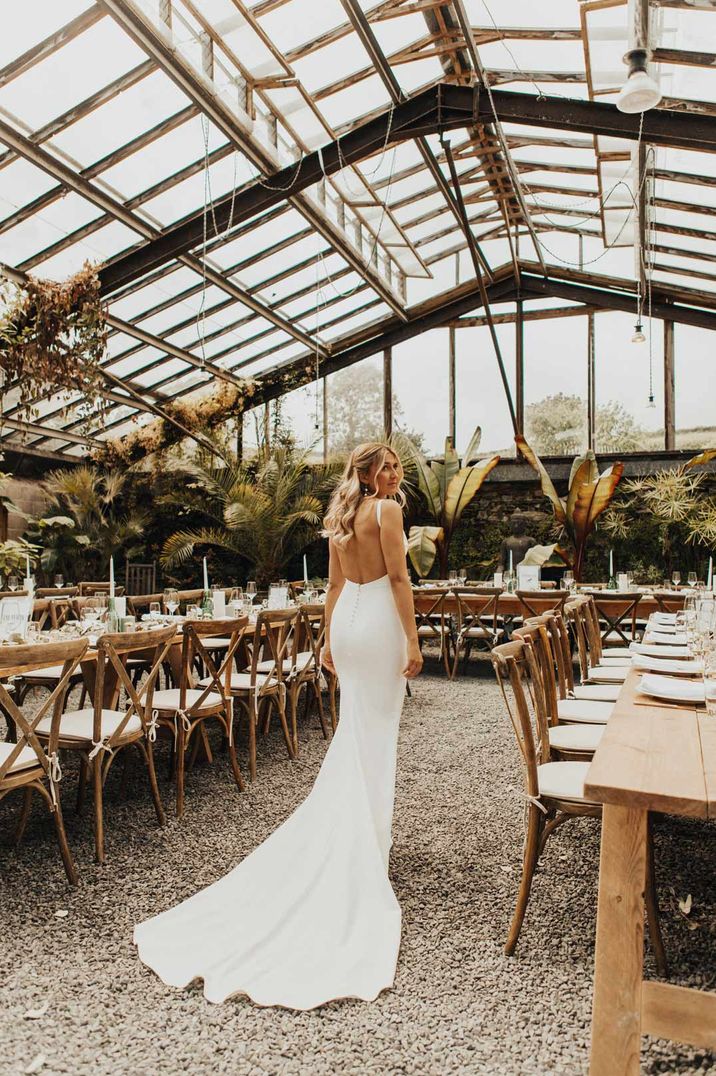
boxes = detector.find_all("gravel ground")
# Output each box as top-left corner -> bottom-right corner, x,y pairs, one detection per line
1,657 -> 715,1076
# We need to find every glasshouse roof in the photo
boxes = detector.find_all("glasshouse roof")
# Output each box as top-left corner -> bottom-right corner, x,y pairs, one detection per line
2,0 -> 716,460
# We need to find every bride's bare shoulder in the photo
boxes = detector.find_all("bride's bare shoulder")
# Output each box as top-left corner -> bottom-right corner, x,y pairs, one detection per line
379,499 -> 403,524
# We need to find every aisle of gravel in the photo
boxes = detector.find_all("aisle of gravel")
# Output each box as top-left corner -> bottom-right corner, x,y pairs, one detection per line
1,664 -> 715,1076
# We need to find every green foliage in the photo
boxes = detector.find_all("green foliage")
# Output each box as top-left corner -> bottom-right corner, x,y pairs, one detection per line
525,393 -> 645,456
160,440 -> 340,587
326,365 -> 425,457
0,537 -> 39,581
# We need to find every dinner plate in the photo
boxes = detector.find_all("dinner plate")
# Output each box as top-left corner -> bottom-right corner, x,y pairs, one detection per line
631,654 -> 703,677
646,619 -> 678,633
644,631 -> 688,646
630,642 -> 692,659
652,612 -> 677,625
637,673 -> 705,704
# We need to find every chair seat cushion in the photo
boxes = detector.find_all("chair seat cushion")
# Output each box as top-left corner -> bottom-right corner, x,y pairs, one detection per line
256,651 -> 313,674
537,760 -> 595,803
21,665 -> 75,681
557,699 -> 613,725
599,655 -> 632,666
0,740 -> 40,773
602,646 -> 632,658
572,684 -> 621,702
460,626 -> 495,638
417,625 -> 449,637
201,637 -> 231,649
197,673 -> 274,692
152,688 -> 223,712
588,665 -> 629,683
36,708 -> 142,741
548,723 -> 604,753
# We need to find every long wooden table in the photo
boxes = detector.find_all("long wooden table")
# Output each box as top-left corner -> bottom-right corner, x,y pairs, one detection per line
584,669 -> 716,1074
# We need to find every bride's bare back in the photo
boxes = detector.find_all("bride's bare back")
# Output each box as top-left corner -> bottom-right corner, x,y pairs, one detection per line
334,499 -> 388,585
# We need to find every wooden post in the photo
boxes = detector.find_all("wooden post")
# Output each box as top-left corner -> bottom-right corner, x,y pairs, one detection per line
515,300 -> 524,435
383,348 -> 392,440
263,402 -> 270,451
448,328 -> 456,446
588,312 -> 596,450
664,320 -> 675,450
236,415 -> 243,464
322,377 -> 328,462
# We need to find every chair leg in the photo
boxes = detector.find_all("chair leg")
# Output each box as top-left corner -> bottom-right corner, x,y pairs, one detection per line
175,724 -> 186,819
645,813 -> 668,977
92,758 -> 105,864
328,675 -> 338,730
275,694 -> 296,760
76,755 -> 89,815
142,739 -> 166,828
14,787 -> 33,847
313,680 -> 329,740
247,700 -> 257,782
227,721 -> 245,794
505,804 -> 544,956
48,788 -> 78,886
288,687 -> 299,757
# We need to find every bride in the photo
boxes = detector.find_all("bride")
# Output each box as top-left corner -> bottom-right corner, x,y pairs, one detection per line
134,442 -> 423,1010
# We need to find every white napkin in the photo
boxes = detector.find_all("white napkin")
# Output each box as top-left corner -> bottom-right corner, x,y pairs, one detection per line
647,619 -> 677,633
630,642 -> 692,658
632,654 -> 703,677
652,612 -> 677,625
637,673 -> 705,704
644,631 -> 688,645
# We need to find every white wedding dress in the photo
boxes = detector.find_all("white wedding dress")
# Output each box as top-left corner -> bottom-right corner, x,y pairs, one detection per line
134,501 -> 408,1010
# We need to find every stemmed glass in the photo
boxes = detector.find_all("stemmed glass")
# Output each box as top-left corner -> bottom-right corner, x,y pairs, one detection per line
7,574 -> 20,592
163,587 -> 179,616
448,570 -> 458,586
672,571 -> 681,589
228,587 -> 244,614
563,570 -> 575,592
703,648 -> 716,717
81,597 -> 103,633
688,572 -> 697,588
54,573 -> 64,589
149,601 -> 161,618
246,581 -> 257,605
458,567 -> 468,586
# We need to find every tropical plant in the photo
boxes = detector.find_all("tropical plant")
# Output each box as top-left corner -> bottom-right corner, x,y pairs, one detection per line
0,537 -> 39,582
160,442 -> 340,586
601,449 -> 716,568
36,465 -> 146,578
399,428 -> 500,578
516,436 -> 624,582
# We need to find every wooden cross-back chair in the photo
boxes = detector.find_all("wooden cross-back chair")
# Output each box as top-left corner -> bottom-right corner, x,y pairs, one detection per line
536,609 -> 620,704
224,609 -> 298,782
653,591 -> 687,614
516,589 -> 569,621
490,638 -> 665,970
449,585 -> 502,678
35,587 -> 79,600
153,617 -> 248,818
127,592 -> 163,617
78,582 -> 125,597
34,625 -> 177,863
412,587 -> 453,677
0,637 -> 89,884
125,561 -> 156,597
14,600 -> 85,706
281,603 -> 329,754
565,598 -> 629,689
581,590 -> 642,648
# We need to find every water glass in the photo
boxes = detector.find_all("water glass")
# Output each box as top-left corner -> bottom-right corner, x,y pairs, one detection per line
688,572 -> 697,588
704,650 -> 716,717
229,587 -> 243,613
7,574 -> 20,592
448,570 -> 458,586
672,571 -> 681,588
563,570 -> 575,591
149,601 -> 161,618
246,581 -> 257,603
458,568 -> 467,585
54,574 -> 64,589
163,587 -> 179,615
186,604 -> 200,620
25,622 -> 42,644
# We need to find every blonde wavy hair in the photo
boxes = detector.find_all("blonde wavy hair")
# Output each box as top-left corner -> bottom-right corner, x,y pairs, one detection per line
323,442 -> 405,547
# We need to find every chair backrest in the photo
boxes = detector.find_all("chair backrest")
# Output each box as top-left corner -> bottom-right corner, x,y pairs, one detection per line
176,588 -> 204,606
178,617 -> 249,713
517,589 -> 569,620
31,599 -> 53,631
538,609 -> 576,698
512,619 -> 559,726
653,591 -> 687,614
125,562 -> 157,597
79,581 -> 125,597
35,587 -> 79,599
127,592 -> 163,617
294,604 -> 324,676
412,587 -> 450,642
491,639 -> 550,800
581,590 -> 641,646
0,637 -> 89,790
564,596 -> 592,680
91,625 -> 178,748
247,609 -> 298,691
451,585 -> 502,636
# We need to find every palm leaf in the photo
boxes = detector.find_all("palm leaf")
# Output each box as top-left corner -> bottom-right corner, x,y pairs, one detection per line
516,435 -> 567,525
462,426 -> 483,466
408,525 -> 443,578
685,448 -> 716,469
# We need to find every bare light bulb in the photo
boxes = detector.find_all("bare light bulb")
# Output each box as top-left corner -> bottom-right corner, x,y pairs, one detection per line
647,393 -> 656,409
632,322 -> 646,344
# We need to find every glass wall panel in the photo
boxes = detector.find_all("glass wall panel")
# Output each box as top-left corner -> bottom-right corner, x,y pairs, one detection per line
594,311 -> 664,453
674,324 -> 716,449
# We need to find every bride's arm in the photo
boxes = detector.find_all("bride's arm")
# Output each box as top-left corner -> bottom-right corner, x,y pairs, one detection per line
321,539 -> 344,674
379,500 -> 423,678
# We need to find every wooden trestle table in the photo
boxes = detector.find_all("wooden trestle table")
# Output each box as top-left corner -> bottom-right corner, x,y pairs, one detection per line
584,669 -> 716,1074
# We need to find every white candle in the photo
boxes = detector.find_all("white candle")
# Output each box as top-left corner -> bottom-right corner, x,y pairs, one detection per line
509,549 -> 513,573
303,554 -> 309,586
25,554 -> 31,578
109,556 -> 115,599
708,556 -> 713,591
203,556 -> 209,592
609,549 -> 614,578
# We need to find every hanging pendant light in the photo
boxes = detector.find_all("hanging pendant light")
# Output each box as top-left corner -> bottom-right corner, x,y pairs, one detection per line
617,48 -> 662,114
631,322 -> 646,343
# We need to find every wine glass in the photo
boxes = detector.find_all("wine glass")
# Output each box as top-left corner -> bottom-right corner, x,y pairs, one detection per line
672,571 -> 681,589
448,570 -> 458,586
229,587 -> 243,614
7,574 -> 20,592
563,570 -> 575,592
163,587 -> 179,615
54,573 -> 64,589
246,581 -> 257,604
688,572 -> 697,588
458,567 -> 468,586
149,601 -> 161,618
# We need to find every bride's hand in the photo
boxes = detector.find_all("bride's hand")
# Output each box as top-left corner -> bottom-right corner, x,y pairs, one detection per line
403,641 -> 423,679
321,646 -> 336,675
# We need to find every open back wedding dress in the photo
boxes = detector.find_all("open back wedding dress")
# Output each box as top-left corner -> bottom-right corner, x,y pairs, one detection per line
134,500 -> 407,1010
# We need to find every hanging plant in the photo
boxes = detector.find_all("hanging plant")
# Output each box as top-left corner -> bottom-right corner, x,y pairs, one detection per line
0,262 -> 108,429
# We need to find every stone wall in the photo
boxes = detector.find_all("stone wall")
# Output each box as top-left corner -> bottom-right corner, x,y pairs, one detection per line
2,478 -> 49,540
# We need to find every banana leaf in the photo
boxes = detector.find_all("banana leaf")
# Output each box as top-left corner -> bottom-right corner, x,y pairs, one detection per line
515,435 -> 567,525
566,453 -> 597,525
571,463 -> 624,543
403,441 -> 441,522
436,436 -> 460,506
443,454 -> 500,532
685,448 -> 716,469
408,525 -> 443,578
522,543 -> 558,567
462,425 -> 483,466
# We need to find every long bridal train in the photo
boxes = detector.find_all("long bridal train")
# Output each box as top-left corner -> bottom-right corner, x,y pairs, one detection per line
134,574 -> 407,1010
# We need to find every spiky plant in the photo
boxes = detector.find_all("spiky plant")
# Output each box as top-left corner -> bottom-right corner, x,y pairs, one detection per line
161,442 -> 340,586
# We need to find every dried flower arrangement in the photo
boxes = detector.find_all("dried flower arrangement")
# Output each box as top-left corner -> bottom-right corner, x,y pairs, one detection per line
0,263 -> 108,429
